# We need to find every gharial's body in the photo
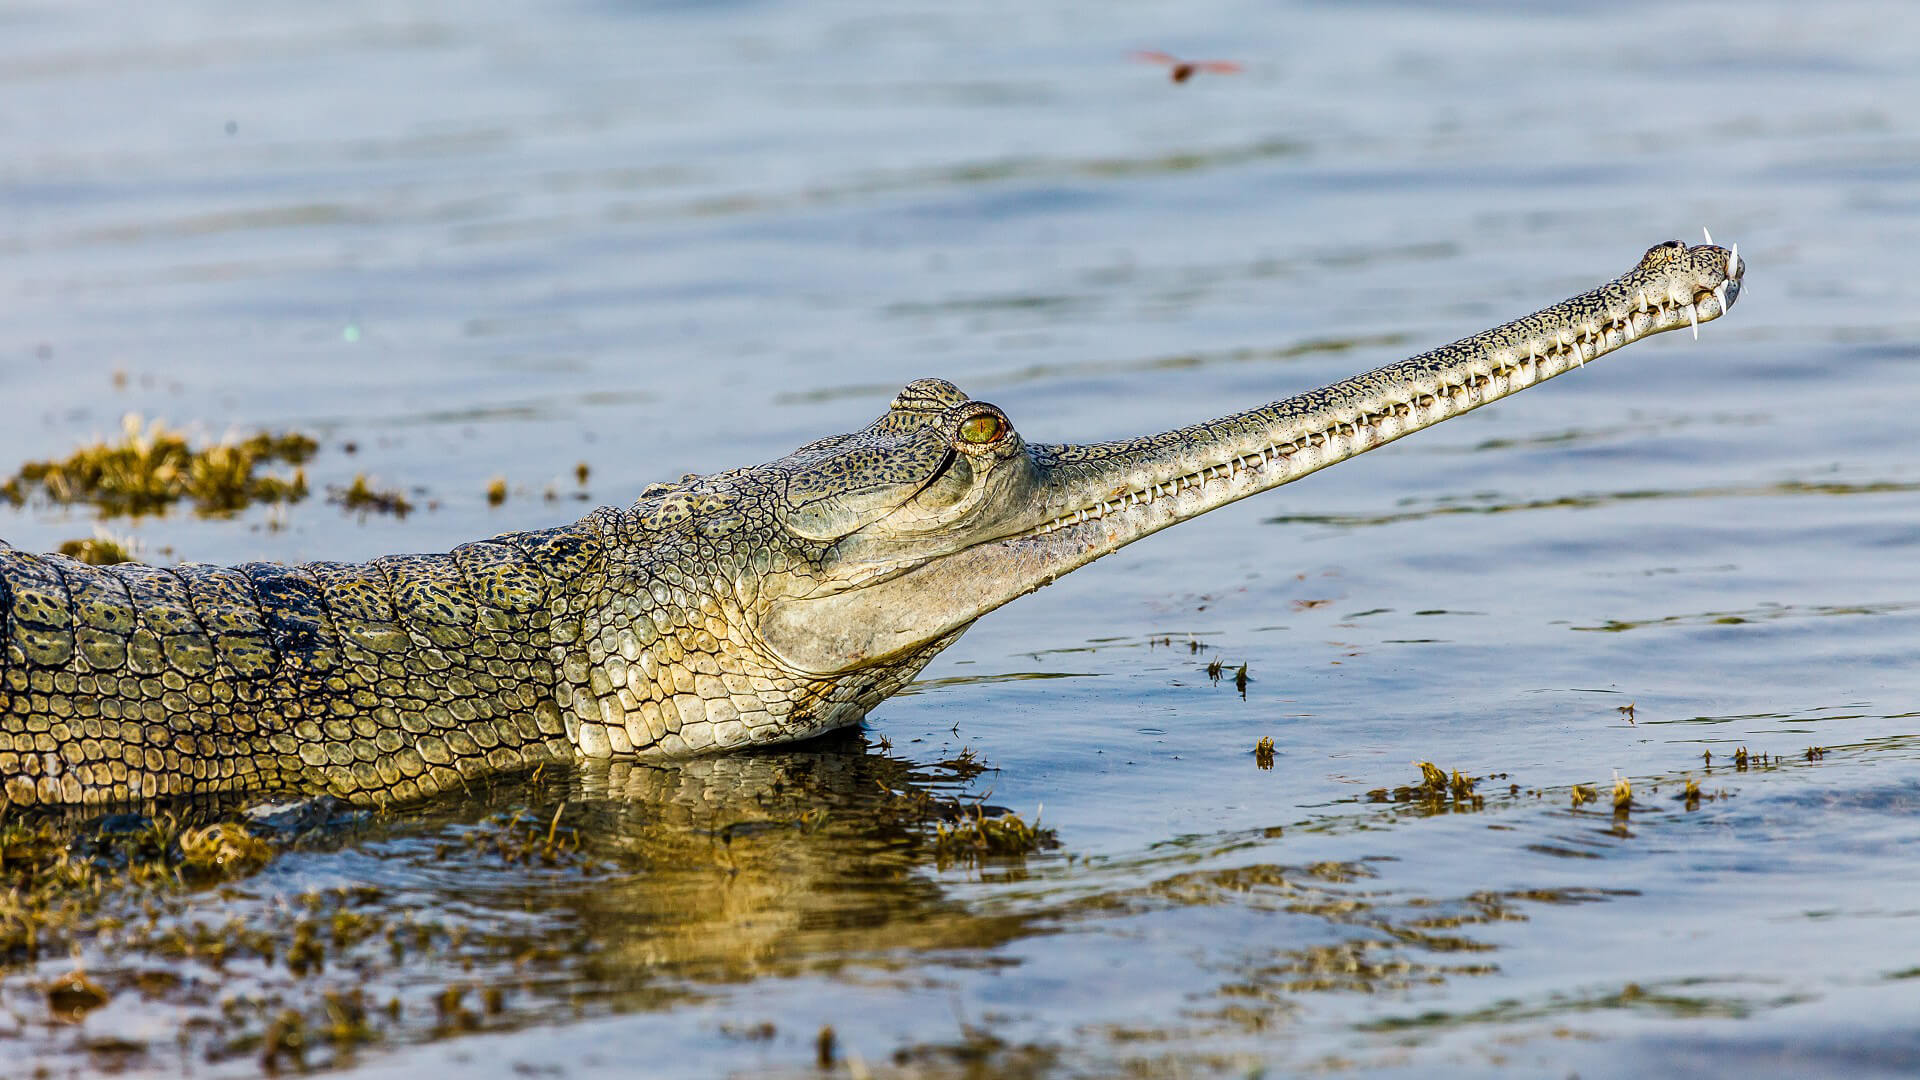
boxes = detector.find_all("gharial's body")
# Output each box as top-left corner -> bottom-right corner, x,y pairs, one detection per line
1,240 -> 1743,809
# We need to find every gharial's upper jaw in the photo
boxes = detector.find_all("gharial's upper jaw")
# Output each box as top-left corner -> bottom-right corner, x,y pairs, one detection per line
1617,235 -> 1742,340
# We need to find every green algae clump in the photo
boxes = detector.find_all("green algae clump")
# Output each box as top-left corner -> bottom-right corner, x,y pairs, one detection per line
56,528 -> 140,566
178,822 -> 276,879
328,473 -> 415,518
2,413 -> 316,517
933,806 -> 1058,867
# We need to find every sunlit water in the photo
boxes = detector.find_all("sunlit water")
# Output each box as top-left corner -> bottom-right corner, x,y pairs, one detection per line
5,0 -> 1920,1075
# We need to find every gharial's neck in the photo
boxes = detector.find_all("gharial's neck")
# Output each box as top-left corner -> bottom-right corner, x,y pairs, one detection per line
542,507 -> 957,761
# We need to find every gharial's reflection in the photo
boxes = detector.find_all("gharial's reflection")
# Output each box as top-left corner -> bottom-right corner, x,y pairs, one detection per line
1,732 -> 1680,1074
531,734 -> 1055,986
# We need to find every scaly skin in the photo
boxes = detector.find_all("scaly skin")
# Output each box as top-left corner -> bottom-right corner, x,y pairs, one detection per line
1,240 -> 1745,808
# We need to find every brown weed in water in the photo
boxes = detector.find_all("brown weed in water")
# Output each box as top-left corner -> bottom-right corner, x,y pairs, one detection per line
46,967 -> 109,1022
933,805 -> 1058,867
179,822 -> 276,879
3,414 -> 314,517
329,473 -> 414,518
56,527 -> 141,565
1367,762 -> 1486,813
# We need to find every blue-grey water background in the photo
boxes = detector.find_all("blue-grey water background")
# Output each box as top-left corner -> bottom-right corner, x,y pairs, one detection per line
5,0 -> 1920,1075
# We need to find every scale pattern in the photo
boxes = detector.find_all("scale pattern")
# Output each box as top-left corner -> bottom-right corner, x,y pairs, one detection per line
1,492 -> 948,809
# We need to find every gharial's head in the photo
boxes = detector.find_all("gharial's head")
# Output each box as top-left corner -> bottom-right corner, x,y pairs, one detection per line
610,238 -> 1741,751
600,374 -> 1076,754
741,376 -> 1054,674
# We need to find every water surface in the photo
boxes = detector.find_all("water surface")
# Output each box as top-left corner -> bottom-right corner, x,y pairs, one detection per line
5,0 -> 1920,1075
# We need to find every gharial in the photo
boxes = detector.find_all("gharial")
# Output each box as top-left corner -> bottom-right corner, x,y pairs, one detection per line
0,238 -> 1743,809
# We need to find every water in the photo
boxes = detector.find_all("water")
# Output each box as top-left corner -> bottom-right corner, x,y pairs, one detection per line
4,0 -> 1920,1074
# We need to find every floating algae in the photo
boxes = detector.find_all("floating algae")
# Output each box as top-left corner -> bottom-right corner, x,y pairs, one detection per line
2,414 -> 316,517
1366,761 -> 1488,813
55,526 -> 141,565
328,473 -> 415,518
933,805 -> 1058,867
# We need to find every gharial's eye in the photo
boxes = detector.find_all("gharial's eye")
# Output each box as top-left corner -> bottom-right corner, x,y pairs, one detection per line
958,414 -> 1005,445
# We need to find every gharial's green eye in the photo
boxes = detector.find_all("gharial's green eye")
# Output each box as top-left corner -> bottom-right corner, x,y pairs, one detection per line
958,414 -> 1005,445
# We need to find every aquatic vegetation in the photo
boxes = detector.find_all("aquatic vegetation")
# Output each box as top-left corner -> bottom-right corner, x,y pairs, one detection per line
486,476 -> 508,505
328,473 -> 415,518
1205,658 -> 1252,695
178,822 -> 276,879
452,804 -> 592,868
45,967 -> 110,1022
1254,736 -> 1276,769
933,805 -> 1058,867
55,526 -> 141,565
1368,761 -> 1486,813
2,414 -> 315,517
1611,772 -> 1634,814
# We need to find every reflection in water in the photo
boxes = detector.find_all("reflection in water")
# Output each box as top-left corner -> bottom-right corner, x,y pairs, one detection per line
0,737 -> 1625,1075
562,749 -> 1053,985
0,737 -> 1059,1072
4,719 -> 1908,1075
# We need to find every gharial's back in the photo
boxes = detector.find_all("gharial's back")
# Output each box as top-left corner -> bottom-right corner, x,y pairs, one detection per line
0,531 -> 598,806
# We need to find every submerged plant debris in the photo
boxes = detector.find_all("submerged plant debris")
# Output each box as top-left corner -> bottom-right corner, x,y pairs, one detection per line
328,473 -> 415,518
1368,761 -> 1487,813
55,527 -> 141,565
1254,736 -> 1276,770
2,414 -> 316,517
0,742 -> 1084,1073
933,805 -> 1058,867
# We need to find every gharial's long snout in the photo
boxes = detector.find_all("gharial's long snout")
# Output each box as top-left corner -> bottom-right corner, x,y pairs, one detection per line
761,239 -> 1744,675
1019,236 -> 1743,541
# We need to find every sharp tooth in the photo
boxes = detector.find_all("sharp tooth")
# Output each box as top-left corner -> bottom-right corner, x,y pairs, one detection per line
1688,304 -> 1699,340
1573,340 -> 1585,367
1638,290 -> 1649,315
1702,226 -> 1713,245
1728,242 -> 1739,278
1714,281 -> 1728,313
